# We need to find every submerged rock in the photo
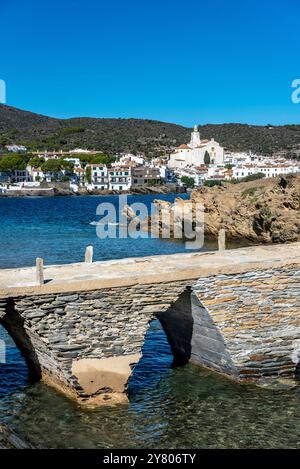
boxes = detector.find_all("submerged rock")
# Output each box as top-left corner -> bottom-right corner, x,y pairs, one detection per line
0,425 -> 35,449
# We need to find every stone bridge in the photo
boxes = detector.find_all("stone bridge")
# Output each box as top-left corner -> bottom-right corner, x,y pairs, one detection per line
0,243 -> 299,405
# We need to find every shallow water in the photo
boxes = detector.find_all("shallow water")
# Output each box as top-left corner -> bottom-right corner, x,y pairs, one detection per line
1,322 -> 300,449
0,194 -> 299,448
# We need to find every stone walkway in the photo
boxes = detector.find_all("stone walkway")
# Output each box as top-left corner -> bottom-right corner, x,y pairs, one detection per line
0,243 -> 299,297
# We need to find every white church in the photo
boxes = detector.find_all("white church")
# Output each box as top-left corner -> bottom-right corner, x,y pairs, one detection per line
168,125 -> 224,169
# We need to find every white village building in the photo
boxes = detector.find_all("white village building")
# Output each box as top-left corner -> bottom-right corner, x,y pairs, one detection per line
168,125 -> 224,169
115,153 -> 145,166
233,162 -> 300,180
87,164 -> 109,190
108,166 -> 132,191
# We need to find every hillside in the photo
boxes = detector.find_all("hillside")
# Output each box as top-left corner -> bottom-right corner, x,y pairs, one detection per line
1,104 -> 300,156
0,104 -> 189,156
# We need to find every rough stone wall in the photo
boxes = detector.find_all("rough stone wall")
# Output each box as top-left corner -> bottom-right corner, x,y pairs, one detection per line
190,292 -> 238,376
0,282 -> 189,397
193,265 -> 300,379
0,264 -> 299,400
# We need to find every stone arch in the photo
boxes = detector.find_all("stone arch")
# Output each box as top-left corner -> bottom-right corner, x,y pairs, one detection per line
128,286 -> 237,392
0,286 -> 239,404
157,286 -> 237,376
0,296 -> 85,401
0,298 -> 42,382
71,286 -> 196,402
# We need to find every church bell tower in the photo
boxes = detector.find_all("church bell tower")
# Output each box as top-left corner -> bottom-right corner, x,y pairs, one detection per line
190,125 -> 201,148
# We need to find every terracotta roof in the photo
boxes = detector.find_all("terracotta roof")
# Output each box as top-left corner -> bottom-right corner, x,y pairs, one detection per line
195,166 -> 208,172
177,144 -> 191,150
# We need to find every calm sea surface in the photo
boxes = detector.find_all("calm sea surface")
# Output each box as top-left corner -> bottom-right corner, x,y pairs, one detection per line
0,194 -> 299,448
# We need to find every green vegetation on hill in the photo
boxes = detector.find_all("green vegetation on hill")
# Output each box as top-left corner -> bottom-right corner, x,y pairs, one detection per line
40,159 -> 74,172
1,104 -> 300,157
0,153 -> 30,171
0,151 -> 116,173
181,176 -> 195,188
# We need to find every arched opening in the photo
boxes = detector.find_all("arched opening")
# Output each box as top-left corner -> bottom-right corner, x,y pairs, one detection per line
0,324 -> 31,400
0,299 -> 42,386
127,287 -> 194,396
127,319 -> 173,397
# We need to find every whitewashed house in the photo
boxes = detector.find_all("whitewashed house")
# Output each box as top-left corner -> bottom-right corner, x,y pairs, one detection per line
233,163 -> 300,179
87,164 -> 109,190
108,166 -> 132,191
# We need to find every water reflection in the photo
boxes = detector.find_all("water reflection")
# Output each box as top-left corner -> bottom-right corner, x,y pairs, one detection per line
1,322 -> 300,448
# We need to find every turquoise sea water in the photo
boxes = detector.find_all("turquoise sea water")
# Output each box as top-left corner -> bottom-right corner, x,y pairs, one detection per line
0,194 -> 299,448
0,194 -> 194,268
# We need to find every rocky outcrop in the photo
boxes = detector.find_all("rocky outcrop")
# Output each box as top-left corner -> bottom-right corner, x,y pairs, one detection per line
150,174 -> 300,243
0,184 -> 184,198
130,185 -> 185,195
0,187 -> 75,197
77,185 -> 185,196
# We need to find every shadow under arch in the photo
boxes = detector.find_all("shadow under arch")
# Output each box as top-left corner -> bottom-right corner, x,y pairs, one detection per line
127,318 -> 173,396
156,286 -> 194,367
127,284 -> 237,397
0,298 -> 42,383
127,286 -> 194,396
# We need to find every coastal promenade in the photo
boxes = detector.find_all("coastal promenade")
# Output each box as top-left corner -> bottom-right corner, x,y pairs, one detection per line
0,243 -> 299,405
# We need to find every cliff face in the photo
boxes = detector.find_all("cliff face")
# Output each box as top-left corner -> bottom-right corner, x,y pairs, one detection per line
152,174 -> 300,244
191,174 -> 300,243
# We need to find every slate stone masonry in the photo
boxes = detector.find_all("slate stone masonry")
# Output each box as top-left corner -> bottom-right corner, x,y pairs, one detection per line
0,264 -> 299,399
193,265 -> 300,379
0,282 -> 189,397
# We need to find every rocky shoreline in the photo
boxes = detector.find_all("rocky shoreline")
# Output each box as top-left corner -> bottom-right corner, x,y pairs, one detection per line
149,174 -> 300,244
0,185 -> 186,198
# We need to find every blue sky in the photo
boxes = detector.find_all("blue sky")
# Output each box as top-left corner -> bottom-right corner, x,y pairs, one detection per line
1,0 -> 300,126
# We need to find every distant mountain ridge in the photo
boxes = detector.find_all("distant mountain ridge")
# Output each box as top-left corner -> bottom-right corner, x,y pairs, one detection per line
1,103 -> 300,156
